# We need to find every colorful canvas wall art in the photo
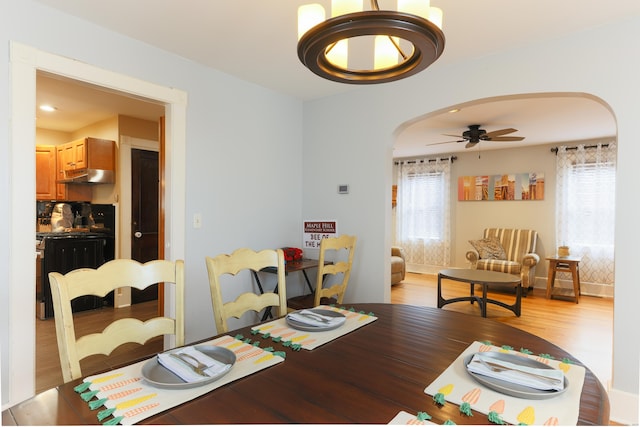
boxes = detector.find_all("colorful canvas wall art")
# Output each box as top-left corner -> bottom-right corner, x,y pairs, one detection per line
458,172 -> 544,201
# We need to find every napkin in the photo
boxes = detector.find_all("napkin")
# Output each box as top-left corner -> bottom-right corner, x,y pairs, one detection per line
467,353 -> 565,391
157,346 -> 232,383
287,309 -> 346,327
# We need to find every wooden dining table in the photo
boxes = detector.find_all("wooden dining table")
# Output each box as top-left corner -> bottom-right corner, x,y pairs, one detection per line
3,303 -> 609,425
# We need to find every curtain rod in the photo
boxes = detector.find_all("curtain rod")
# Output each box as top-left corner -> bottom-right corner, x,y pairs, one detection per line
394,156 -> 456,165
550,143 -> 609,155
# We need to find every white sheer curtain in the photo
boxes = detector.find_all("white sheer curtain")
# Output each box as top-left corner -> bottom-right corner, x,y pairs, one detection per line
395,158 -> 451,268
556,142 -> 616,286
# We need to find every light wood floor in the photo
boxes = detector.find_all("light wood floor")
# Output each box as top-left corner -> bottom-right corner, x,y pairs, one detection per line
36,272 -> 614,403
392,272 -> 614,392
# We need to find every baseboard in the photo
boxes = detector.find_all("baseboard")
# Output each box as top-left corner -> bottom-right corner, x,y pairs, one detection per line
406,264 -> 443,276
608,386 -> 639,425
532,276 -> 614,298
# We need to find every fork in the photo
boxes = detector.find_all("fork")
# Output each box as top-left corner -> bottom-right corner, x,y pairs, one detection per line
474,358 -> 562,384
298,311 -> 330,323
171,353 -> 210,377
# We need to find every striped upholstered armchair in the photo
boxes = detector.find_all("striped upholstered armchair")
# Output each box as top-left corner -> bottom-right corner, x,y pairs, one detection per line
465,228 -> 540,293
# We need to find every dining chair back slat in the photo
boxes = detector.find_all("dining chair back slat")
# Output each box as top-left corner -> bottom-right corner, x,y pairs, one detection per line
206,248 -> 287,333
287,234 -> 356,311
49,259 -> 185,383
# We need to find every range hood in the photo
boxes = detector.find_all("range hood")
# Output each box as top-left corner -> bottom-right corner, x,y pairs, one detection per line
58,168 -> 115,184
57,137 -> 116,184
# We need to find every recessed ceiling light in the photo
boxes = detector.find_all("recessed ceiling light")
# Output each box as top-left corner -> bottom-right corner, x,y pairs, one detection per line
39,104 -> 57,112
448,108 -> 460,114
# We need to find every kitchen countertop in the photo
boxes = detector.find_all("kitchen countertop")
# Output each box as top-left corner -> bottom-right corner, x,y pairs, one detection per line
36,230 -> 110,239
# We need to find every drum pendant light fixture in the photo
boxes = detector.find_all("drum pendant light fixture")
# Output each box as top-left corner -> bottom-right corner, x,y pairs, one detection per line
297,0 -> 445,84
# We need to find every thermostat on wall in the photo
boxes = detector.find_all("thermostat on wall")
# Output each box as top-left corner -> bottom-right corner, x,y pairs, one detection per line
338,185 -> 349,194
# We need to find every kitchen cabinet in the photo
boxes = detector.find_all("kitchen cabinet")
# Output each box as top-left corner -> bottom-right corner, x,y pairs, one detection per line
59,138 -> 87,172
55,145 -> 92,200
50,144 -> 93,202
59,137 -> 114,175
35,145 -> 56,200
36,136 -> 114,200
56,145 -> 66,199
39,235 -> 107,319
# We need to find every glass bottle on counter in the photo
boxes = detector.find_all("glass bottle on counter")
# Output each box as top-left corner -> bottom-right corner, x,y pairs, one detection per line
73,212 -> 82,228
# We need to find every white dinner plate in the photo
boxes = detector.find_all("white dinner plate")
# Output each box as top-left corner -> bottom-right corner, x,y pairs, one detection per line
463,352 -> 568,400
285,308 -> 346,331
141,345 -> 236,389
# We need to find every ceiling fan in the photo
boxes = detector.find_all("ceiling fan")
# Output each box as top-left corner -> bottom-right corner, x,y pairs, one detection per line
429,124 -> 525,149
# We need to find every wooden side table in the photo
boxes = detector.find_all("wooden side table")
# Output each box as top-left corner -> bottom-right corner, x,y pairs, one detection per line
546,255 -> 581,303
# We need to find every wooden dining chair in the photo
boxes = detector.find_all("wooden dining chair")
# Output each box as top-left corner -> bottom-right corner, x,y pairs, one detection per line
205,248 -> 287,333
49,259 -> 185,383
287,234 -> 357,311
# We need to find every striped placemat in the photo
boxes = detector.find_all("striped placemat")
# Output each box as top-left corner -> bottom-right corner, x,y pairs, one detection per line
423,341 -> 585,425
251,305 -> 377,350
74,335 -> 284,425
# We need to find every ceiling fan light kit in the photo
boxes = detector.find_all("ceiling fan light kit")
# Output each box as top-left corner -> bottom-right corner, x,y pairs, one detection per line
297,0 -> 445,84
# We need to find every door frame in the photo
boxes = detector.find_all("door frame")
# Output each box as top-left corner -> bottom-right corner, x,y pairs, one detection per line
8,41 -> 187,406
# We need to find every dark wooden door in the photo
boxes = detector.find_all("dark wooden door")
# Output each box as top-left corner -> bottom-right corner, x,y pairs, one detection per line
131,148 -> 159,303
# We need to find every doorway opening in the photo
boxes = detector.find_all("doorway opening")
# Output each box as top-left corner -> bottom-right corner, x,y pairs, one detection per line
8,41 -> 187,406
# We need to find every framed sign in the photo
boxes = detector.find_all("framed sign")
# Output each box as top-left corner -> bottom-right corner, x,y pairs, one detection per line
303,220 -> 337,249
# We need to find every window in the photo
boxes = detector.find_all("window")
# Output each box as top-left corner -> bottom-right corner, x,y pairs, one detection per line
564,162 -> 615,247
402,171 -> 445,240
395,158 -> 452,267
556,143 -> 616,285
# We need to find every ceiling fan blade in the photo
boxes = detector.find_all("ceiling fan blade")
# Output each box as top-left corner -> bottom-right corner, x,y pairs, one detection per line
426,139 -> 463,146
442,133 -> 465,138
484,128 -> 518,138
490,136 -> 525,142
465,141 -> 478,149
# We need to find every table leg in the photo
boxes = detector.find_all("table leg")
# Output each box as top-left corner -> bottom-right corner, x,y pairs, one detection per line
470,282 -> 475,304
571,263 -> 580,304
546,261 -> 557,299
437,274 -> 444,308
253,271 -> 274,321
481,284 -> 488,317
301,270 -> 315,294
252,271 -> 265,294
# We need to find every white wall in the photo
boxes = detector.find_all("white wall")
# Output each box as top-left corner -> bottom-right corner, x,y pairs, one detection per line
449,144 -> 558,274
2,1 -> 638,423
303,17 -> 639,424
1,0 -> 304,407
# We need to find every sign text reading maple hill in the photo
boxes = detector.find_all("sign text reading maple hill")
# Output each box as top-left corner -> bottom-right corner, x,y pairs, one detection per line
303,221 -> 337,248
